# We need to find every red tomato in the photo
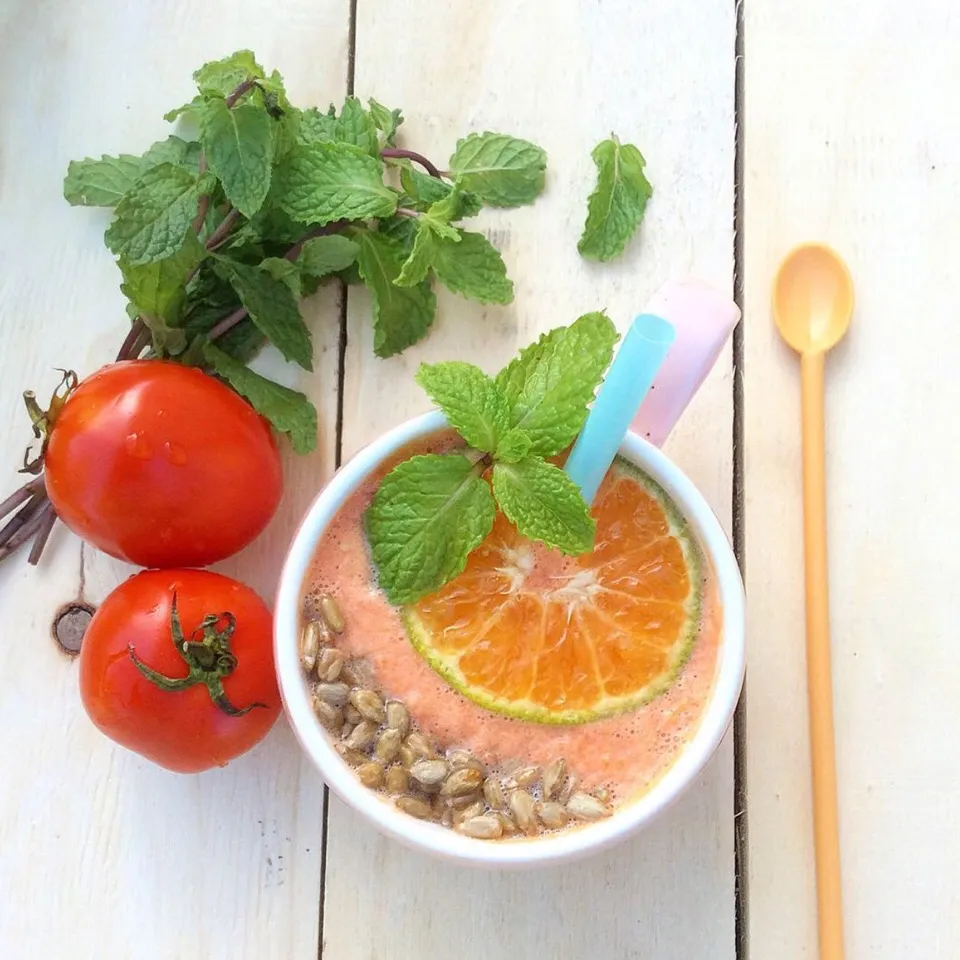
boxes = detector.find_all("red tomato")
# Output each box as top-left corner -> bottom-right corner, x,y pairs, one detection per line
44,361 -> 283,568
79,569 -> 280,773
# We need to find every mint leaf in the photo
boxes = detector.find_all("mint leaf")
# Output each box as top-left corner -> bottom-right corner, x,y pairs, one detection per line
63,136 -> 198,207
492,458 -> 595,555
194,50 -> 263,97
296,235 -> 359,278
215,259 -> 312,369
394,221 -> 436,286
297,107 -> 338,145
368,98 -> 403,145
277,141 -> 397,225
335,98 -> 379,157
400,167 -> 453,208
449,132 -> 546,207
495,428 -> 532,463
104,163 -> 199,265
427,186 -> 483,222
415,362 -> 509,453
260,256 -> 301,298
64,154 -> 145,207
578,137 -> 653,262
430,229 -> 513,304
396,225 -> 512,304
495,311 -> 618,456
199,99 -> 274,217
203,344 -> 317,454
366,454 -> 496,605
354,229 -> 436,357
142,136 -> 202,171
165,97 -> 205,124
119,231 -> 206,325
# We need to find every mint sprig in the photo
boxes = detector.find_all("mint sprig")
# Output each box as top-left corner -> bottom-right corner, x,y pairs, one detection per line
62,50 -> 549,454
366,312 -> 619,605
578,135 -> 653,262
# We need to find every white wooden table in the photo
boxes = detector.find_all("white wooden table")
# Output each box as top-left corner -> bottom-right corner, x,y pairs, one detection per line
1,1 -> 956,957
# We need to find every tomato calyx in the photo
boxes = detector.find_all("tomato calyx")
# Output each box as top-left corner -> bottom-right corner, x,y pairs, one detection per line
128,591 -> 267,717
21,369 -> 78,475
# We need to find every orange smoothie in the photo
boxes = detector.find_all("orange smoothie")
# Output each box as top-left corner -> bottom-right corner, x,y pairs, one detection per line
300,432 -> 722,834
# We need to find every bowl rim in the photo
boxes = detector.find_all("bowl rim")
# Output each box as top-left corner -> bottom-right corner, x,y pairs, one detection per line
274,409 -> 745,868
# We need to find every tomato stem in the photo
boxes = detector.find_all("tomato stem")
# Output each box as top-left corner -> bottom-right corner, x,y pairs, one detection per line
128,591 -> 266,717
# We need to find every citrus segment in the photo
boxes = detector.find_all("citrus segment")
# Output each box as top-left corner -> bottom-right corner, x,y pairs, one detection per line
403,458 -> 701,724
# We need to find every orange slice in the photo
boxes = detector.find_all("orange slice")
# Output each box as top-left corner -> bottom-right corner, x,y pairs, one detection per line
403,457 -> 702,724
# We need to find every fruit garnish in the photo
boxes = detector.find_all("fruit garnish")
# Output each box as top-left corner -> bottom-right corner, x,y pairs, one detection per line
403,460 -> 700,724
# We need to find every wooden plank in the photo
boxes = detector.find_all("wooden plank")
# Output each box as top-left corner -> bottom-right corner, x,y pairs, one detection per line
0,3 -> 348,956
325,2 -> 737,957
743,2 -> 960,956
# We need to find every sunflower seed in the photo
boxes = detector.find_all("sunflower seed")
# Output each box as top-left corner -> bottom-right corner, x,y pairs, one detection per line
349,689 -> 385,724
396,796 -> 433,820
384,765 -> 409,795
459,815 -> 503,839
339,659 -> 366,687
495,812 -> 520,835
537,801 -> 569,830
385,701 -> 410,738
345,720 -> 378,751
447,792 -> 481,810
315,647 -> 344,682
558,774 -> 579,804
440,767 -> 483,798
312,698 -> 343,731
374,728 -> 402,764
595,787 -> 611,804
409,759 -> 449,788
447,749 -> 485,774
341,722 -> 355,740
335,744 -> 368,767
453,800 -> 486,826
483,777 -> 507,810
299,621 -> 321,672
508,790 -> 538,835
313,682 -> 350,707
319,593 -> 345,633
398,744 -> 417,768
505,765 -> 540,790
356,761 -> 385,789
343,703 -> 363,725
541,758 -> 567,800
405,731 -> 436,760
566,792 -> 611,821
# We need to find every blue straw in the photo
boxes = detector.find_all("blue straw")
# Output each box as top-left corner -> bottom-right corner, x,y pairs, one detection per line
564,313 -> 676,505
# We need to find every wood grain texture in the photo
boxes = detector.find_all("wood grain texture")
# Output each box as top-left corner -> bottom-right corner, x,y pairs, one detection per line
744,1 -> 960,956
0,3 -> 348,956
325,2 -> 737,958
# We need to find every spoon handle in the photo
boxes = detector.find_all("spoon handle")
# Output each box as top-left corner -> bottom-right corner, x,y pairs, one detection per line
800,351 -> 845,960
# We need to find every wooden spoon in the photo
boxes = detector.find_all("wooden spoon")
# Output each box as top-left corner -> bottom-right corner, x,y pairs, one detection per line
772,242 -> 853,960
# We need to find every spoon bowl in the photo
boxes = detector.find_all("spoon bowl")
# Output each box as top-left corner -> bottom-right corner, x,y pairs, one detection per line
773,243 -> 854,354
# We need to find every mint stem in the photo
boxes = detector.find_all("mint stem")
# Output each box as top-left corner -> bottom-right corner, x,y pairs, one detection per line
396,207 -> 420,219
207,305 -> 248,342
192,156 -> 210,235
225,78 -> 256,108
205,208 -> 240,251
380,148 -> 443,179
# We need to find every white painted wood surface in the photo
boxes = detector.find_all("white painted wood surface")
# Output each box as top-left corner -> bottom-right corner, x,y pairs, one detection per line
1,0 -> 743,957
744,1 -> 960,956
327,2 -> 737,959
0,3 -> 346,957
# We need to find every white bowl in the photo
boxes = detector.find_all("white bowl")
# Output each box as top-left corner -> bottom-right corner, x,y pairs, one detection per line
274,410 -> 745,868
